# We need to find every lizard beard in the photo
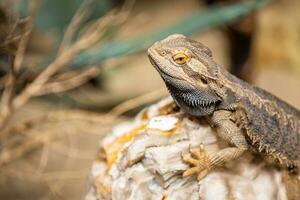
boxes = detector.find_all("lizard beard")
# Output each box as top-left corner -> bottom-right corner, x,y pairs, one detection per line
162,74 -> 221,117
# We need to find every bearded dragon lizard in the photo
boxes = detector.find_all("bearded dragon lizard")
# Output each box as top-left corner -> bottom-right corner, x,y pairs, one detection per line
148,34 -> 300,180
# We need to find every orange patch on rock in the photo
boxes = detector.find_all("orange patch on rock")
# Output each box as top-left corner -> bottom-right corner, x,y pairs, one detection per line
103,124 -> 146,167
158,102 -> 178,115
159,130 -> 174,136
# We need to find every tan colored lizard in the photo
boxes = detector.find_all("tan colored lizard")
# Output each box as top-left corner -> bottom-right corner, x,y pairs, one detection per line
148,34 -> 300,180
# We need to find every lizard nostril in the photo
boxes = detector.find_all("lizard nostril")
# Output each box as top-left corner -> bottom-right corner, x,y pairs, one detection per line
160,50 -> 167,56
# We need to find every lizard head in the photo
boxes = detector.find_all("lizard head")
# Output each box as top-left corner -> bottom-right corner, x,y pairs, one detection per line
148,34 -> 222,116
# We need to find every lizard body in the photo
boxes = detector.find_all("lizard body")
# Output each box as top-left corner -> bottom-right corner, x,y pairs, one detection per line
147,34 -> 300,177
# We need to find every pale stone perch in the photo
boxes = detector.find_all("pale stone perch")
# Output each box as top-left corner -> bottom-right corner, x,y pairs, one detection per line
85,98 -> 292,200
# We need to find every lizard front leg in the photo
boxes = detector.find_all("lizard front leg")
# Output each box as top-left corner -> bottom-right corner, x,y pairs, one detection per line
209,110 -> 249,166
182,110 -> 249,180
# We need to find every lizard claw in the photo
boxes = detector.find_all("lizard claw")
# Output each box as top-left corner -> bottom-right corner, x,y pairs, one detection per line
182,144 -> 212,181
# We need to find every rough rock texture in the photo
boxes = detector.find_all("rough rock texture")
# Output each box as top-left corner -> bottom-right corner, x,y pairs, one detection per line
85,98 -> 291,200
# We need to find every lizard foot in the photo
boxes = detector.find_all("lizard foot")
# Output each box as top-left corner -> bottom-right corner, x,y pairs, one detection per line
182,144 -> 212,181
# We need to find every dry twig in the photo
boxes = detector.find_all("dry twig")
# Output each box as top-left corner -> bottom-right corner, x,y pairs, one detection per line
11,12 -> 115,112
57,0 -> 90,54
35,67 -> 100,95
0,0 -> 130,129
0,1 -> 135,197
0,0 -> 40,124
108,88 -> 167,116
0,132 -> 54,166
0,109 -> 119,143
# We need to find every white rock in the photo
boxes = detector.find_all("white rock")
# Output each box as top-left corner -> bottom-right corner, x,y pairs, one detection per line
86,98 -> 290,200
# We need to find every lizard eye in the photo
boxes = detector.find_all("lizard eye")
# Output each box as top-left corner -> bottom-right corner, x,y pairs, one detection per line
172,52 -> 189,65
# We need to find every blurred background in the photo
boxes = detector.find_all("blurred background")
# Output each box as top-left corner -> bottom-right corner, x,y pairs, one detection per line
0,0 -> 299,199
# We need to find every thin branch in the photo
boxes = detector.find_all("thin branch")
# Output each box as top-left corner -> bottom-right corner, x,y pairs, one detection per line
11,12 -> 116,111
0,57 -> 16,118
35,67 -> 99,96
0,133 -> 54,166
0,1 -> 132,130
40,168 -> 90,180
0,110 -> 119,143
34,144 -> 50,177
13,0 -> 40,72
49,66 -> 100,81
51,142 -> 95,159
0,0 -> 40,126
3,166 -> 89,181
1,18 -> 29,48
108,88 -> 167,116
57,0 -> 91,54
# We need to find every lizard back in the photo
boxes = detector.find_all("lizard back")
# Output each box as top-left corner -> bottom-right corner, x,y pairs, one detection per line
224,71 -> 300,166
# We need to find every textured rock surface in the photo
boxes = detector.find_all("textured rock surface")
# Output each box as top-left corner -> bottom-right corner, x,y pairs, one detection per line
85,98 -> 290,200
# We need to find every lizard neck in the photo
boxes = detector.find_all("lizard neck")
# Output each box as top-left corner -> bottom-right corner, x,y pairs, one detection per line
163,77 -> 220,117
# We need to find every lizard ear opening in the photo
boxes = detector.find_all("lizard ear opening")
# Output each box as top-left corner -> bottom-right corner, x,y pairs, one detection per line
200,77 -> 208,85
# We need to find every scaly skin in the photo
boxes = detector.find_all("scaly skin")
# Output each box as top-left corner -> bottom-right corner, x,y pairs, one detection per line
147,34 -> 300,179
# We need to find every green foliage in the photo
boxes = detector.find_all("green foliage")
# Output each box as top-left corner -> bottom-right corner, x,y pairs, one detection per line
20,0 -> 270,69
20,0 -> 113,40
71,0 -> 271,68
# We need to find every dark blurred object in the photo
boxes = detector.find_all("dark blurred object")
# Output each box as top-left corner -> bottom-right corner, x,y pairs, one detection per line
0,6 -> 26,77
0,7 -> 14,58
204,0 -> 256,82
0,7 -> 11,76
227,16 -> 254,83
